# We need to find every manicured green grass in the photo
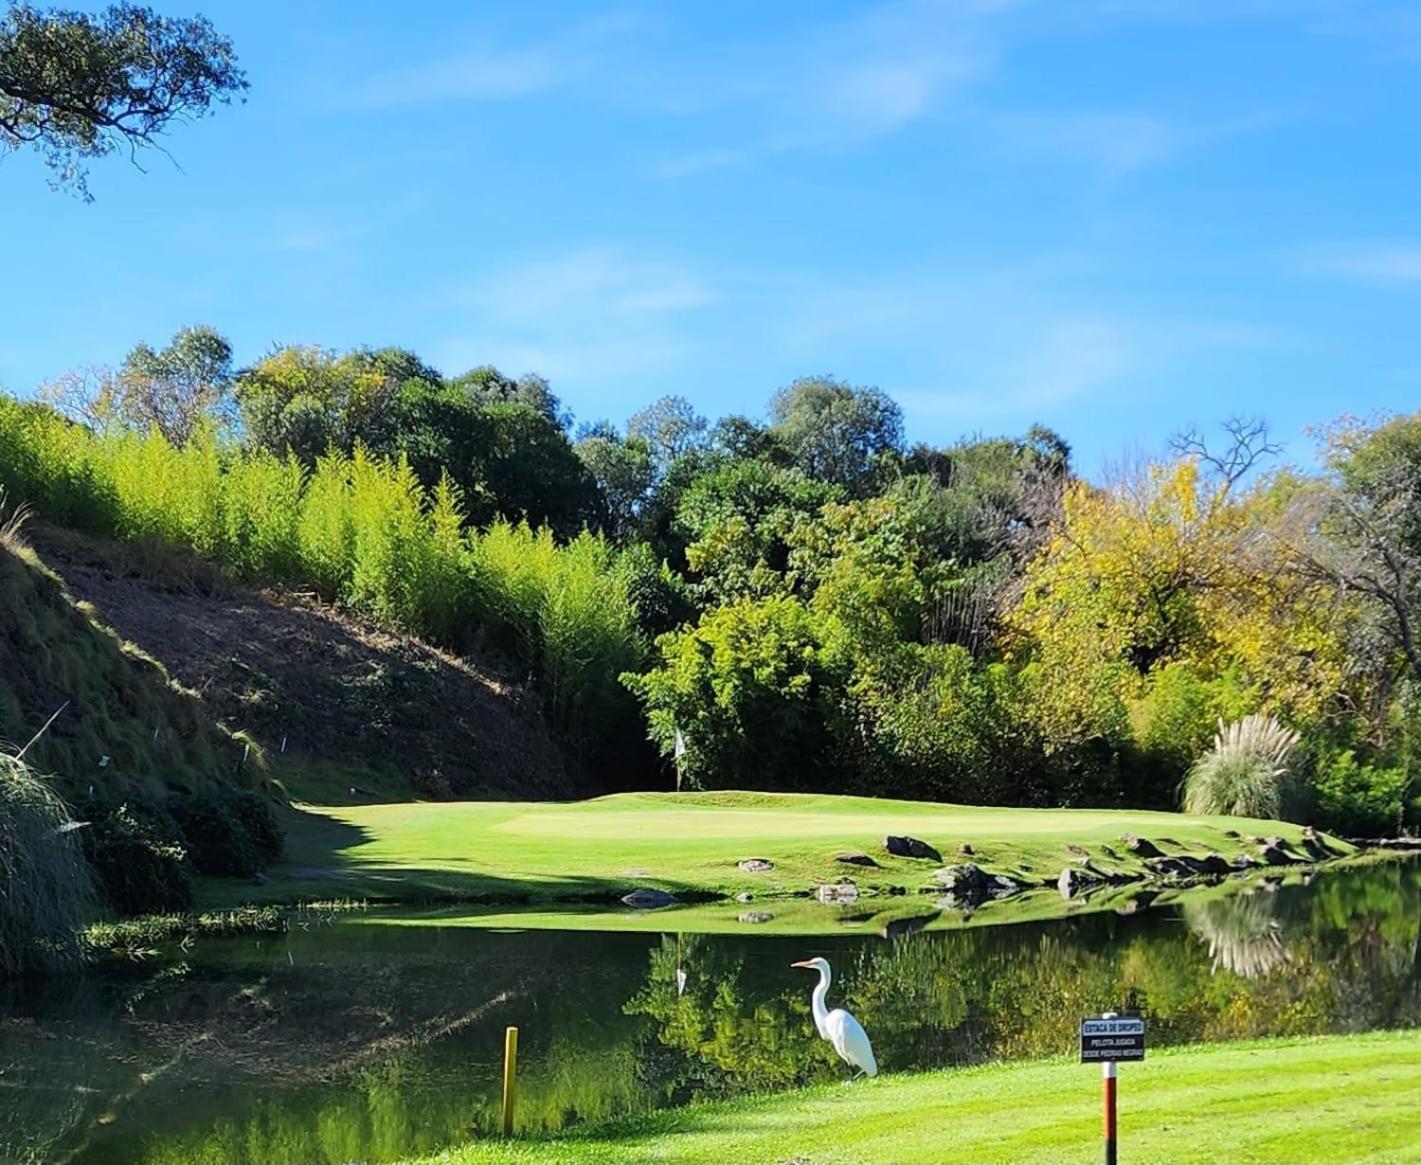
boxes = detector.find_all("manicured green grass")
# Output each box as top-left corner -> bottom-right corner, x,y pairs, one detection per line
203,790 -> 1348,914
416,1031 -> 1421,1165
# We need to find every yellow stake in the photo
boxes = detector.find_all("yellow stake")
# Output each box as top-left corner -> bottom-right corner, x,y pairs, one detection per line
501,1025 -> 519,1137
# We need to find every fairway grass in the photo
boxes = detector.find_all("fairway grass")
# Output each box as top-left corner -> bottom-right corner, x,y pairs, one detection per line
417,1031 -> 1421,1165
203,790 -> 1351,916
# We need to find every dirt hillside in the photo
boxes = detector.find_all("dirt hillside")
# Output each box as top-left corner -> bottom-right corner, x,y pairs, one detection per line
27,528 -> 583,804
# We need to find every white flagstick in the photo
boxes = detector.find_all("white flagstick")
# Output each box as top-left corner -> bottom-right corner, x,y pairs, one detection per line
673,728 -> 686,792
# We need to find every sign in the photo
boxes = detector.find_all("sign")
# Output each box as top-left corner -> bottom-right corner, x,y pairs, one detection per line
1080,1016 -> 1146,1062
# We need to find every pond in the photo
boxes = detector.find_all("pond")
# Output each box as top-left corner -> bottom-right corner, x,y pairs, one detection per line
4,860 -> 1419,1165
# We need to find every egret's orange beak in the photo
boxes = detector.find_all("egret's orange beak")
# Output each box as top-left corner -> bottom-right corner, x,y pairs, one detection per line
790,960 -> 813,968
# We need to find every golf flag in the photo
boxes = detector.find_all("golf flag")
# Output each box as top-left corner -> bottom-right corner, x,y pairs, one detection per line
673,728 -> 686,760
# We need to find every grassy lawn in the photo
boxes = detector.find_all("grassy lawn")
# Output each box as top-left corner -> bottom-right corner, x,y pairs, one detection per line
203,790 -> 1349,913
415,1031 -> 1421,1165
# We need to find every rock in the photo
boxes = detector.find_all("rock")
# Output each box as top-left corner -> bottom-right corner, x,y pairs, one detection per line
1121,833 -> 1164,859
1098,845 -> 1121,861
1115,890 -> 1158,915
934,863 -> 1025,905
836,851 -> 880,867
1257,837 -> 1301,866
885,835 -> 943,862
738,858 -> 775,873
883,913 -> 934,938
1146,853 -> 1229,879
1298,827 -> 1335,861
958,842 -> 974,856
1199,853 -> 1231,876
1222,829 -> 1240,839
735,892 -> 755,903
817,881 -> 860,905
1058,866 -> 1102,899
1231,854 -> 1259,871
621,888 -> 679,909
1065,843 -> 1091,859
738,912 -> 774,924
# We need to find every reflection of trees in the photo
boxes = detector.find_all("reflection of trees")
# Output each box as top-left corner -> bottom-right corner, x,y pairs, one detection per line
626,936 -> 839,1097
1183,890 -> 1292,980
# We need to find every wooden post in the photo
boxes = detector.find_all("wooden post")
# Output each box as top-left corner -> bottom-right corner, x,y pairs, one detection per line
1101,1010 -> 1118,1165
501,1025 -> 519,1136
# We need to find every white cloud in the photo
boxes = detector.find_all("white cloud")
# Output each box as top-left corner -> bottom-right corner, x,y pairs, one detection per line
1299,240 -> 1421,283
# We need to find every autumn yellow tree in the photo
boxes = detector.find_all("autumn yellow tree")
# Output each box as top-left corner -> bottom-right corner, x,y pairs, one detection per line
1006,455 -> 1350,771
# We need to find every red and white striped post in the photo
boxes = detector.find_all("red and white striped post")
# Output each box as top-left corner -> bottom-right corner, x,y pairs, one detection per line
1101,1011 -> 1118,1165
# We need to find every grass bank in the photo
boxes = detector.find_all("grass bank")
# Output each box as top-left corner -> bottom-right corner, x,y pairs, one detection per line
203,791 -> 1350,912
415,1031 -> 1421,1165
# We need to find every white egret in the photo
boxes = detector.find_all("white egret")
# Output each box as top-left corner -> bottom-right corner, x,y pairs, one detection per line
791,956 -> 878,1078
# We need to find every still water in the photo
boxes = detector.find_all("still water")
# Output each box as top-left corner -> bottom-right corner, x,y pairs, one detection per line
4,861 -> 1419,1165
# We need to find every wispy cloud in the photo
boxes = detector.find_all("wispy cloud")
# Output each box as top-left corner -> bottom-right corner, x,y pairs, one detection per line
651,0 -> 1003,175
348,45 -> 567,108
435,247 -> 717,389
1298,240 -> 1421,283
986,112 -> 1186,176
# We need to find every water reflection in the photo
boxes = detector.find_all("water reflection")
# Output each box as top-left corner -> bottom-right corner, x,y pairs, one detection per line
1,861 -> 1417,1165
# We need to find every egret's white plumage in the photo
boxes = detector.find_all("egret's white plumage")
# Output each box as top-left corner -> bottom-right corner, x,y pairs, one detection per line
791,957 -> 877,1077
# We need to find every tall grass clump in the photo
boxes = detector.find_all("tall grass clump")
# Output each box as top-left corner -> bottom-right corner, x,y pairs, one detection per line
471,522 -> 645,753
1182,713 -> 1302,820
0,754 -> 93,974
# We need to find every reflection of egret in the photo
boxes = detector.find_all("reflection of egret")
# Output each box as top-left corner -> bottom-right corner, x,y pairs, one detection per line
791,957 -> 877,1078
1183,890 -> 1291,980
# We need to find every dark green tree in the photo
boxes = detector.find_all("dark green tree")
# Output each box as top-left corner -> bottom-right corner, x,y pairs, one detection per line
768,375 -> 903,494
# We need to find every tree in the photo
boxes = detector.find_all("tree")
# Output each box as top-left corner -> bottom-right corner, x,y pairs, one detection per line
1280,413 -> 1421,685
37,324 -> 236,442
0,2 -> 246,198
675,459 -> 840,604
768,376 -> 903,494
627,395 -> 709,476
118,324 -> 236,443
449,366 -> 567,429
575,425 -> 655,540
236,345 -> 394,463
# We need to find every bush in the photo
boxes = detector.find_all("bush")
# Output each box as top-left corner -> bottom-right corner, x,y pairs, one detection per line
1182,714 -> 1302,820
0,754 -> 93,973
1309,750 -> 1406,837
626,596 -> 850,790
169,789 -> 281,877
79,797 -> 193,915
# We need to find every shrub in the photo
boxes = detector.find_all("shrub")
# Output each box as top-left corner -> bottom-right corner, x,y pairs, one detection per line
1309,750 -> 1406,837
0,754 -> 93,973
169,789 -> 281,877
79,797 -> 193,915
626,596 -> 850,790
1182,714 -> 1301,819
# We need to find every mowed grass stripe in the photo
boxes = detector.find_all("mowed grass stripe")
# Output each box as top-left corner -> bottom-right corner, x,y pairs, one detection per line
417,1031 -> 1421,1165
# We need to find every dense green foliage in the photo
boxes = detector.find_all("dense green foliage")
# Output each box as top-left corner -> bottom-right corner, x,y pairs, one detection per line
8,330 -> 1421,835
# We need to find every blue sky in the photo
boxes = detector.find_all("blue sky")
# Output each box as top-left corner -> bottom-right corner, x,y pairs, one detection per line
3,0 -> 1420,474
